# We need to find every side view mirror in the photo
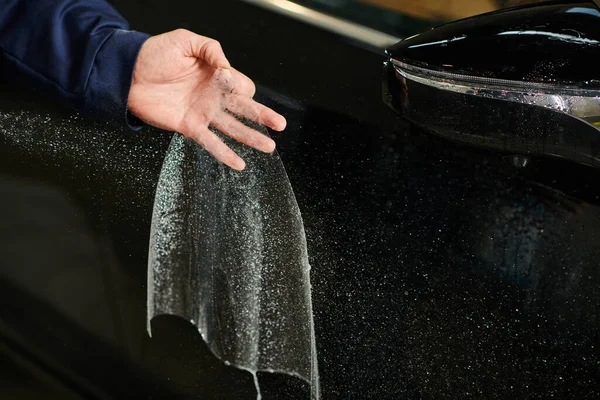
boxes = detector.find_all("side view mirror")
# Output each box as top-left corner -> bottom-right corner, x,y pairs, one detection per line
383,1 -> 600,168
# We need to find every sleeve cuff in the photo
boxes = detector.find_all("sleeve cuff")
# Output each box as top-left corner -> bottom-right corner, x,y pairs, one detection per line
82,29 -> 151,131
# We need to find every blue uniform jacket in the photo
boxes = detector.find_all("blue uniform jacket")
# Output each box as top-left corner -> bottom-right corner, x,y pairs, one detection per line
0,0 -> 150,129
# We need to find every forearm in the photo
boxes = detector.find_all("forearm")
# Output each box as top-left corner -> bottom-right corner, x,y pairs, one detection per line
0,0 -> 150,128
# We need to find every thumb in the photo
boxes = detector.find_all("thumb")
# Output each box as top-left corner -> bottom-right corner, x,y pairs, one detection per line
190,35 -> 231,69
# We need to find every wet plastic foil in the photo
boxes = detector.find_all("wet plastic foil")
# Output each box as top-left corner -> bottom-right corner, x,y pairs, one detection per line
147,125 -> 319,399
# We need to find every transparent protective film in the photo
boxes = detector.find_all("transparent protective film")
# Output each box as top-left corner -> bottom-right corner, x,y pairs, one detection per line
147,126 -> 319,399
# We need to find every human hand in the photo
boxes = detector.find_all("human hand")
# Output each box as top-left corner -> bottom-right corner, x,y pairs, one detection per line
128,29 -> 286,170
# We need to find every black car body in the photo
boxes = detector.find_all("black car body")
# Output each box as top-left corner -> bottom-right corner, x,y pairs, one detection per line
0,0 -> 598,398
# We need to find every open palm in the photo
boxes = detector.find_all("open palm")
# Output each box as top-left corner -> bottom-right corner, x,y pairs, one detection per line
128,29 -> 286,170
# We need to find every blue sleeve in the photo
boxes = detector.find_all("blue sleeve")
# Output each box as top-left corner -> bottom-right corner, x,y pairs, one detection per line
0,0 -> 151,130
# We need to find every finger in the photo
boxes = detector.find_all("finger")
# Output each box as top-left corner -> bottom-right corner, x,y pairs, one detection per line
226,95 -> 287,131
230,67 -> 256,97
189,35 -> 230,69
185,126 -> 245,170
212,112 -> 276,153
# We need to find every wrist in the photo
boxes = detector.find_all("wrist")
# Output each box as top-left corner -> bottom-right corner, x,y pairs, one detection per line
82,29 -> 151,131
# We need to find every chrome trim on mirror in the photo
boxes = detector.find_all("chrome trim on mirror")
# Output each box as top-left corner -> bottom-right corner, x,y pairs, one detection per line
393,61 -> 600,127
241,0 -> 400,48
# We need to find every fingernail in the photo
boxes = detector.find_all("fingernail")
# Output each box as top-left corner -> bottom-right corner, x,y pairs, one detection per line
234,158 -> 246,171
264,139 -> 276,153
276,115 -> 287,131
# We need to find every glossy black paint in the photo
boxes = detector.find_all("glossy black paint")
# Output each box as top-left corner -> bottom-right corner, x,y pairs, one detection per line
384,1 -> 600,168
387,2 -> 600,87
1,0 -> 600,399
